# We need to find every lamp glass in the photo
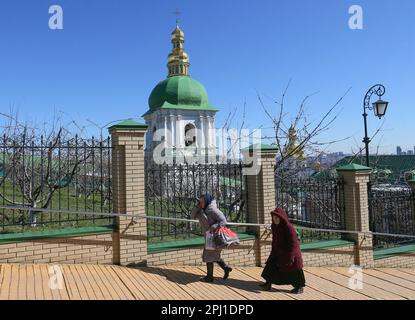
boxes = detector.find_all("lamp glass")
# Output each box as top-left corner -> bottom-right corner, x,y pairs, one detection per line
373,100 -> 388,118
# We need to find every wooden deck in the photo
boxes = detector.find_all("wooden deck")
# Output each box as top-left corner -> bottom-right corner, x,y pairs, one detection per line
1,264 -> 415,300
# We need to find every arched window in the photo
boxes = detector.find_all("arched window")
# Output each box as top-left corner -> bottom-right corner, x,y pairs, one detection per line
184,123 -> 196,147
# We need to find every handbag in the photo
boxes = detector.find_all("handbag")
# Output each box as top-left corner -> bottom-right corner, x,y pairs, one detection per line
213,227 -> 240,249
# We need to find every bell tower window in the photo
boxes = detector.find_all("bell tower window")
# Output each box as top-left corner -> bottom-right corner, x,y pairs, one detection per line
184,123 -> 196,147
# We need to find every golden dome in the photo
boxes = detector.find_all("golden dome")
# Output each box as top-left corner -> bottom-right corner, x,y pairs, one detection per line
284,126 -> 305,161
167,24 -> 190,77
171,25 -> 185,38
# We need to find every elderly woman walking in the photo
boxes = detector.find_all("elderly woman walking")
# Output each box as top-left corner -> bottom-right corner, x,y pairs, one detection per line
191,193 -> 233,283
260,208 -> 306,294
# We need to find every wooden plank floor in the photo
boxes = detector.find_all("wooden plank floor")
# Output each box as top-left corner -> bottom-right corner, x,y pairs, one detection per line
0,264 -> 415,300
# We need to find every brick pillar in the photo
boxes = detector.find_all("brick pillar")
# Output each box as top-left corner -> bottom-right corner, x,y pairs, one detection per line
337,164 -> 374,268
109,121 -> 148,266
242,144 -> 277,267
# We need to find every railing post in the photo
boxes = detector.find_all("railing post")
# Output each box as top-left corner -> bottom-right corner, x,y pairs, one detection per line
242,144 -> 277,267
336,164 -> 374,268
109,121 -> 148,266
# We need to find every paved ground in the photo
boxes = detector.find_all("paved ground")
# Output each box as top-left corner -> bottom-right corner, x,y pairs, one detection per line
1,264 -> 415,300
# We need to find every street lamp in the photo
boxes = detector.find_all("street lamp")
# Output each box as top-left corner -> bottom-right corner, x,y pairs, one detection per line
362,84 -> 389,167
373,99 -> 389,118
87,118 -> 133,141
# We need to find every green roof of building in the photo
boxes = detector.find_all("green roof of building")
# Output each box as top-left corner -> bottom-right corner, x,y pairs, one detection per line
143,76 -> 218,116
333,155 -> 415,181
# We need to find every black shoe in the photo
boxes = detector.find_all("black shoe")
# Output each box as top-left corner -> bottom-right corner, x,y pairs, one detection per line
290,287 -> 304,294
223,267 -> 232,280
259,282 -> 272,291
200,276 -> 214,283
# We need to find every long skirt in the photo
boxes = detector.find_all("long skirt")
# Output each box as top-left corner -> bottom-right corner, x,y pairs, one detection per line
261,263 -> 306,288
202,248 -> 222,263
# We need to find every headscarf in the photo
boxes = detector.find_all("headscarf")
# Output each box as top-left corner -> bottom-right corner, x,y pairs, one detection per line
271,208 -> 289,226
203,193 -> 214,209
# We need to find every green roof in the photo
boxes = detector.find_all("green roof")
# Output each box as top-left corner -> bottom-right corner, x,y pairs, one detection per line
108,120 -> 148,130
143,76 -> 218,116
242,144 -> 278,152
336,163 -> 372,172
334,155 -> 415,181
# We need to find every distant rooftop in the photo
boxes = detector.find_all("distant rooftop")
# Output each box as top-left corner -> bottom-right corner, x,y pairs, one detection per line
333,155 -> 415,182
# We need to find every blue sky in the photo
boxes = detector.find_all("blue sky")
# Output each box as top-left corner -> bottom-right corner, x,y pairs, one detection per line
0,0 -> 413,154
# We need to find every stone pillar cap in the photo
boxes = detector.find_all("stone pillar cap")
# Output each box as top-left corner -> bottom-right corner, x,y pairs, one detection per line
336,163 -> 372,172
241,143 -> 278,154
108,120 -> 148,131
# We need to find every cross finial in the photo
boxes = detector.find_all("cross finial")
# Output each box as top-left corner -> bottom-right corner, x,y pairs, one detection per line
173,8 -> 181,26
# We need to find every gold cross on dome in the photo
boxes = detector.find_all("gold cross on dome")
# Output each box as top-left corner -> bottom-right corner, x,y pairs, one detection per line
173,8 -> 181,26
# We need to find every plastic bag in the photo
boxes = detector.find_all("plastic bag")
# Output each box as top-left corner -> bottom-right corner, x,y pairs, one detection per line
214,227 -> 240,249
205,231 -> 216,250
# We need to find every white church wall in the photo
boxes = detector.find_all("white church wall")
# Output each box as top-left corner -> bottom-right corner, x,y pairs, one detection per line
144,109 -> 217,163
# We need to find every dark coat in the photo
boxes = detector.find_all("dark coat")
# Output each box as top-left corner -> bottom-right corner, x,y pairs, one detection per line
191,200 -> 227,263
267,209 -> 303,272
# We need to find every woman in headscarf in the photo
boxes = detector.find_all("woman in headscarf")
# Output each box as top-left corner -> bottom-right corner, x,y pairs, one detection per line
191,193 -> 233,282
260,208 -> 305,294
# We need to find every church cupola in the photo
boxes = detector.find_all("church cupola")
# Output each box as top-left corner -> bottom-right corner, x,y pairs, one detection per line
143,18 -> 219,163
167,24 -> 190,77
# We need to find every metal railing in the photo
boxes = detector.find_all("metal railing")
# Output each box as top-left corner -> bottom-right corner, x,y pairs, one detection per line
275,176 -> 346,243
369,183 -> 415,249
145,161 -> 248,242
0,134 -> 113,233
2,204 -> 415,244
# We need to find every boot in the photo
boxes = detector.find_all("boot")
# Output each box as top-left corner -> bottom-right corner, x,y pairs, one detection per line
217,259 -> 233,280
200,263 -> 214,283
290,287 -> 304,294
259,281 -> 272,291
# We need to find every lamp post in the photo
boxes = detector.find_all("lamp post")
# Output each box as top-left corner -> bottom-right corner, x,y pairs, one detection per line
362,84 -> 389,167
87,118 -> 133,141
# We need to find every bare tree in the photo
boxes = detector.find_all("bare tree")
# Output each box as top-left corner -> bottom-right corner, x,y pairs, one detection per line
0,110 -> 108,228
254,81 -> 352,180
